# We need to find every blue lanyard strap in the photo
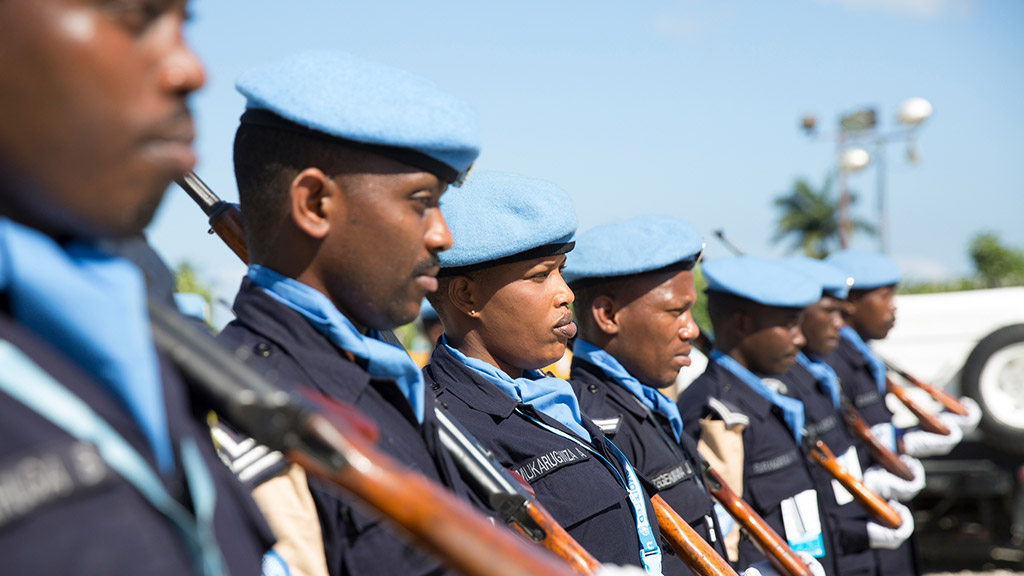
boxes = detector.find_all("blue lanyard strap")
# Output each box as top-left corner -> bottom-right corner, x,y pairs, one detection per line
515,408 -> 663,574
0,339 -> 227,576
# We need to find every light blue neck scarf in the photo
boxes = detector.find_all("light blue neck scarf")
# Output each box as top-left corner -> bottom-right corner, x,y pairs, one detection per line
573,339 -> 684,443
840,325 -> 887,395
247,265 -> 425,423
711,350 -> 805,444
0,218 -> 174,473
441,336 -> 591,441
797,352 -> 841,410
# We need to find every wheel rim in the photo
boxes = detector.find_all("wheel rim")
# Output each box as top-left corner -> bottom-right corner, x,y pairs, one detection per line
978,342 -> 1024,431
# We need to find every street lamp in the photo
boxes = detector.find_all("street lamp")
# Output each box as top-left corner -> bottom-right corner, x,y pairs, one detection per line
801,98 -> 931,253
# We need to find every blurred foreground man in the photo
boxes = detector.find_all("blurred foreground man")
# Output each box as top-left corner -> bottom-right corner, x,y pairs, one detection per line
0,1 -> 273,574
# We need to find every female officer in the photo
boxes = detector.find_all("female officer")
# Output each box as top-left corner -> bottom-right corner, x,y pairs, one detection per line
423,171 -> 666,573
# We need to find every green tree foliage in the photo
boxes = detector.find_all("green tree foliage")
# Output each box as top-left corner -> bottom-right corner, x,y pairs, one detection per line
772,174 -> 875,258
173,262 -> 213,304
970,232 -> 1024,288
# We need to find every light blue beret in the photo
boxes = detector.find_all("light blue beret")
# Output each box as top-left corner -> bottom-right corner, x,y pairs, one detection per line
703,256 -> 822,308
419,299 -> 439,321
825,250 -> 901,290
439,171 -> 577,274
562,215 -> 704,285
236,50 -> 480,184
780,257 -> 854,299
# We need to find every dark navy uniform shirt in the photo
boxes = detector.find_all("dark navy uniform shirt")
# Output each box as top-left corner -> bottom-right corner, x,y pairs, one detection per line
216,278 -> 472,576
570,357 -> 729,575
423,344 -> 661,569
823,338 -> 918,576
0,306 -> 273,576
780,364 -> 875,576
678,361 -> 838,576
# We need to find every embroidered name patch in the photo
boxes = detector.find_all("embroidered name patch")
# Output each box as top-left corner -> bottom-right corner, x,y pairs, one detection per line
512,446 -> 591,483
749,449 -> 801,476
650,461 -> 695,490
805,414 -> 838,437
854,391 -> 882,409
0,441 -> 112,528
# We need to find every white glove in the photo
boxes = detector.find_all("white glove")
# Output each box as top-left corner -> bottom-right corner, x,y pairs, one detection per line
743,552 -> 824,576
797,552 -> 827,576
937,397 -> 982,436
866,500 -> 915,549
596,564 -> 654,576
902,424 -> 962,457
861,456 -> 926,501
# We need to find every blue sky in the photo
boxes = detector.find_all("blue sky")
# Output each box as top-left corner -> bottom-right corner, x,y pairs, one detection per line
148,0 -> 1024,324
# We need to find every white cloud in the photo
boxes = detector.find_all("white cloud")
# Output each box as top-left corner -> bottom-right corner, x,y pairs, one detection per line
815,0 -> 974,19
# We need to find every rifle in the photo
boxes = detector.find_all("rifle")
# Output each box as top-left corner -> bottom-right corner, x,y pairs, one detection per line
802,437 -> 902,529
651,495 -> 740,576
177,172 -> 602,574
701,463 -> 813,576
176,172 -> 249,263
434,407 -> 600,575
881,358 -> 968,416
693,328 -> 903,529
840,399 -> 915,481
885,377 -> 951,436
148,298 -> 577,576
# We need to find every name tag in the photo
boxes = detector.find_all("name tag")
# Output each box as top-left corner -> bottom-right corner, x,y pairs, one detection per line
855,391 -> 882,409
0,441 -> 112,528
650,461 -> 695,490
512,446 -> 591,483
831,446 -> 863,506
805,414 -> 838,437
749,449 -> 801,476
780,489 -> 825,558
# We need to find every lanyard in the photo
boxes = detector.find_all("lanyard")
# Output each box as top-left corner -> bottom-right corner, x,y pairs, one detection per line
515,408 -> 663,574
0,339 -> 227,576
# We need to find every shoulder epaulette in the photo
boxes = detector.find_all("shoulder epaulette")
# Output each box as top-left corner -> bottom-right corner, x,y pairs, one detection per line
707,397 -> 749,429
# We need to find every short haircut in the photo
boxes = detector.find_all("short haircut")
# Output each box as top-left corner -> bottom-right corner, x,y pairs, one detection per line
705,290 -> 759,333
232,123 -> 371,256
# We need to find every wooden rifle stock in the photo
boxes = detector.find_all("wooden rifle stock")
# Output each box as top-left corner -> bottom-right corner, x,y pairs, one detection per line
882,359 -> 968,416
433,407 -> 599,575
885,377 -> 951,435
651,495 -> 740,576
839,400 -> 914,481
701,464 -> 812,576
803,438 -> 902,529
176,171 -> 249,264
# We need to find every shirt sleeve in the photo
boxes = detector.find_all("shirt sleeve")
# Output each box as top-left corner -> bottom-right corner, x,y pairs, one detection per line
251,463 -> 330,576
697,416 -> 746,563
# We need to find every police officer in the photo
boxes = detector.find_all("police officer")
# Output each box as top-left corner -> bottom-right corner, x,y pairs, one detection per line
677,256 -> 839,576
563,216 -> 827,576
0,0 -> 273,573
423,171 -> 665,573
778,257 -> 917,576
214,51 -> 481,576
823,250 -> 981,576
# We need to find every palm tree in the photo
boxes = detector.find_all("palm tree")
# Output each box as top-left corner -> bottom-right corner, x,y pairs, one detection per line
772,174 -> 875,259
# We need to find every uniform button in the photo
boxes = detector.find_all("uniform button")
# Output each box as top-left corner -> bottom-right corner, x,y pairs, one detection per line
255,342 -> 271,357
440,401 -> 448,410
588,384 -> 598,393
431,383 -> 440,391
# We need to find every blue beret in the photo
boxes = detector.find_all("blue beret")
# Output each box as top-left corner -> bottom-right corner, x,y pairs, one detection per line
236,51 -> 480,184
825,250 -> 901,290
702,256 -> 822,308
779,257 -> 853,299
439,171 -> 577,274
562,215 -> 704,285
419,299 -> 439,321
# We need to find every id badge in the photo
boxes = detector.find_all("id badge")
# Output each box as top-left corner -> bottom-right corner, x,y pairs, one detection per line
831,446 -> 863,506
780,489 -> 825,558
870,422 -> 897,453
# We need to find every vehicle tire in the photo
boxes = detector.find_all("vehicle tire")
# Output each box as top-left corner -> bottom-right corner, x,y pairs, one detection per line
961,323 -> 1024,455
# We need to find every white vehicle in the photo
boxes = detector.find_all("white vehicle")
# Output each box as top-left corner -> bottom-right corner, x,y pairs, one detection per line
873,286 -> 1024,454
